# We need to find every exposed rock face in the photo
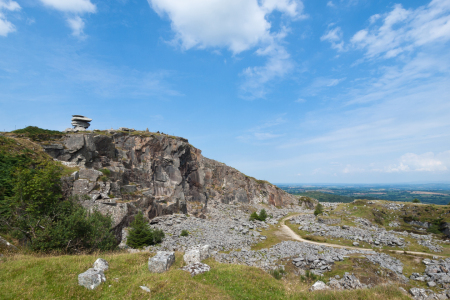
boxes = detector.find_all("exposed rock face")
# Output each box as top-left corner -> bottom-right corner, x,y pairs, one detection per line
441,223 -> 450,238
70,115 -> 92,132
43,132 -> 299,240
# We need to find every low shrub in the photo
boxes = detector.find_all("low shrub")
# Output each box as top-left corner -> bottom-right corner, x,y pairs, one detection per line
313,203 -> 323,216
301,270 -> 319,283
249,209 -> 268,222
269,268 -> 286,280
1,162 -> 116,253
126,212 -> 165,248
412,198 -> 421,203
180,229 -> 189,237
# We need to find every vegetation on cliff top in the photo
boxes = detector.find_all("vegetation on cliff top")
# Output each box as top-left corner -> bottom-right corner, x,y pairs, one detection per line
9,126 -> 66,142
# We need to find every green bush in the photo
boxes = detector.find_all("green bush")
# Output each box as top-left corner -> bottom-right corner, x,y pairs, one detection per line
412,198 -> 421,203
427,224 -> 441,234
31,200 -> 117,253
314,203 -> 323,216
126,212 -> 164,248
0,150 -> 33,216
249,212 -> 259,221
258,209 -> 267,221
0,161 -> 116,253
180,229 -> 189,237
249,209 -> 268,222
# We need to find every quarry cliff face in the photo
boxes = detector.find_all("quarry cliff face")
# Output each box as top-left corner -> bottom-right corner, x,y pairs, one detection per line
43,132 -> 299,227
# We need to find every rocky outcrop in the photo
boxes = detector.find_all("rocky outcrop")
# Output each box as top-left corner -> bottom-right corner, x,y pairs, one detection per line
42,132 -> 299,241
441,222 -> 450,238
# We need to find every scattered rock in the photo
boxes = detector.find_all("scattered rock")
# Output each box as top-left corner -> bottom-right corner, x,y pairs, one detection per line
78,258 -> 109,290
148,251 -> 175,273
140,286 -> 151,293
182,262 -> 211,276
184,245 -> 211,264
78,268 -> 106,290
310,281 -> 330,291
0,235 -> 18,251
328,274 -> 364,290
93,258 -> 109,272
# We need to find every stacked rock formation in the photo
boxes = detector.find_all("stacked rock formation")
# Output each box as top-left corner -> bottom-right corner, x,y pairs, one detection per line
71,115 -> 92,131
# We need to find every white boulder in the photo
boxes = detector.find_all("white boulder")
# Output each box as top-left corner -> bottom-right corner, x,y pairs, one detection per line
148,251 -> 175,273
310,281 -> 330,291
93,258 -> 109,272
78,268 -> 106,290
183,245 -> 210,264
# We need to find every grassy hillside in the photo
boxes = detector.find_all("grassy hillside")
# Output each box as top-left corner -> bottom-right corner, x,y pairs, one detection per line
0,252 -> 408,300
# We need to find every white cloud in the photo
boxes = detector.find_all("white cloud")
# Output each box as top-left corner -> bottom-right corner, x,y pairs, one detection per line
321,26 -> 345,51
312,77 -> 346,88
240,41 -> 293,99
0,0 -> 20,37
351,0 -> 450,58
237,115 -> 286,143
39,0 -> 96,13
148,0 -> 305,99
385,151 -> 450,172
254,132 -> 283,140
327,1 -> 335,8
39,0 -> 96,36
295,98 -> 306,103
67,16 -> 85,37
149,0 -> 304,53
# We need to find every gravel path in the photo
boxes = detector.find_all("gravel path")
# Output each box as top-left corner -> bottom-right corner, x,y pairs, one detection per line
281,214 -> 444,258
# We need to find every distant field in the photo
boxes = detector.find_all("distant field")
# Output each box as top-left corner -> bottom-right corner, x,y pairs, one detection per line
410,191 -> 448,196
279,184 -> 450,205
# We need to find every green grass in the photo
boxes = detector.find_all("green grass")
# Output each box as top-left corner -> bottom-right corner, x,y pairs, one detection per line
9,126 -> 66,142
0,251 -> 411,300
251,225 -> 287,251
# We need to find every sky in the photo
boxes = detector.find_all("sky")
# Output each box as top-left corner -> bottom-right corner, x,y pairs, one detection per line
1,0 -> 450,184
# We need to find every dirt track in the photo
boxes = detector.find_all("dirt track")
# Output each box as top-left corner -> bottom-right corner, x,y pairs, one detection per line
279,214 -> 444,258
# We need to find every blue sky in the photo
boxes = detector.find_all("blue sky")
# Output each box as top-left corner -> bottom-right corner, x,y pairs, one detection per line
1,0 -> 450,184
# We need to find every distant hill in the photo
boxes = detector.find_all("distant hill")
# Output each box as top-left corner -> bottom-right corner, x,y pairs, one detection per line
284,190 -> 380,203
